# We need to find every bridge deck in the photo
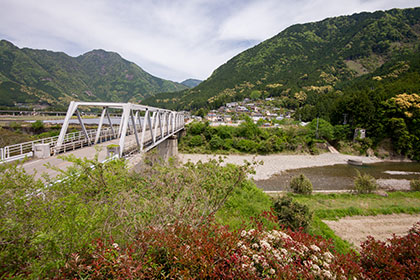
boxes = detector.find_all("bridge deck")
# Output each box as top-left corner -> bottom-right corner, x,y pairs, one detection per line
22,133 -> 139,181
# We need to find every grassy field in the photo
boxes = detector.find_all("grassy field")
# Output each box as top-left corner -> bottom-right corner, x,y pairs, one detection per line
267,191 -> 420,253
292,192 -> 420,219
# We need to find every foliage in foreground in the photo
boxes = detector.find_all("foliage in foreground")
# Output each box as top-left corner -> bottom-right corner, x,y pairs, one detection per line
2,157 -> 420,279
272,196 -> 312,232
360,222 -> 420,279
59,217 -> 420,280
0,156 -> 254,278
59,215 -> 362,280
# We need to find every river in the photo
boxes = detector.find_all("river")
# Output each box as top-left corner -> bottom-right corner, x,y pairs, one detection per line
256,162 -> 420,191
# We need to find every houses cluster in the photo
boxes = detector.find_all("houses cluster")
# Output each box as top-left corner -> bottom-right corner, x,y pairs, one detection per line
204,98 -> 293,126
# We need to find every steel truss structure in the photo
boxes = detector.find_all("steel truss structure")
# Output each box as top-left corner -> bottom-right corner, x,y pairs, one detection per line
55,101 -> 184,157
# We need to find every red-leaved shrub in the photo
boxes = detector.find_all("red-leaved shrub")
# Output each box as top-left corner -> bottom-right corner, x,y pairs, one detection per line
58,217 -> 420,280
359,222 -> 420,280
58,215 -> 362,279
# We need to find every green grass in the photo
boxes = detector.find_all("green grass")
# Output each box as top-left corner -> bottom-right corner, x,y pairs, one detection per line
309,216 -> 353,254
219,188 -> 420,254
291,192 -> 420,220
216,181 -> 273,230
284,192 -> 420,253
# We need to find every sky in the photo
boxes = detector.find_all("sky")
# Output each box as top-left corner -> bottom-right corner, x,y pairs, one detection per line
0,0 -> 418,82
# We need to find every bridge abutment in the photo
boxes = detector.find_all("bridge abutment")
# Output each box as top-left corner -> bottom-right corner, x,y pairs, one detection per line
129,132 -> 181,172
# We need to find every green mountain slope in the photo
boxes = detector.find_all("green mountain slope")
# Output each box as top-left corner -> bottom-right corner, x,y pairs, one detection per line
144,7 -> 420,111
181,79 -> 202,88
0,40 -> 187,109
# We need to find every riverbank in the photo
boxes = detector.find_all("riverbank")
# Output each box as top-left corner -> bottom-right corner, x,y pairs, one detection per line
179,152 -> 383,180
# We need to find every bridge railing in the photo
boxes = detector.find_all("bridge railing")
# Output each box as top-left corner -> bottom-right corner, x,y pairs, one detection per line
0,117 -> 177,163
0,126 -> 121,163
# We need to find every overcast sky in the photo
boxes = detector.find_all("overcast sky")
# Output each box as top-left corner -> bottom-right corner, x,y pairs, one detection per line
0,0 -> 418,82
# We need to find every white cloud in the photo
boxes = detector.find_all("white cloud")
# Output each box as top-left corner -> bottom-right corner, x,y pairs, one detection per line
0,0 -> 418,81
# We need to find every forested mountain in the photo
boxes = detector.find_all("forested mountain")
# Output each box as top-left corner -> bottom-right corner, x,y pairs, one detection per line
0,40 -> 187,109
144,7 -> 420,112
181,79 -> 202,88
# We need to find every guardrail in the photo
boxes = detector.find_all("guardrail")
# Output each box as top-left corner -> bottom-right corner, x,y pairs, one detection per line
0,126 -> 122,164
0,120 -> 169,164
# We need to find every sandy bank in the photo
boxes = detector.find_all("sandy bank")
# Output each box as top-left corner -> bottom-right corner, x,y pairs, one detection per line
179,153 -> 382,180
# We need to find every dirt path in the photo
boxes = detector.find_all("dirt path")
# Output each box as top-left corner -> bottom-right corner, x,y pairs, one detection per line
323,214 -> 420,249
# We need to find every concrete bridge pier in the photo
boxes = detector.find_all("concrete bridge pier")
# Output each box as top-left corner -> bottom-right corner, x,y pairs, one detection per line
130,132 -> 181,172
154,134 -> 178,162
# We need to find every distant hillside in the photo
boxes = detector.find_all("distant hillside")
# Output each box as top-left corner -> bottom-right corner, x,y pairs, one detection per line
181,78 -> 202,88
143,7 -> 420,111
0,40 -> 187,109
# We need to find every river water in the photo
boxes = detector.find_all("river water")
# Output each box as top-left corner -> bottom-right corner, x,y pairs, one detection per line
256,162 -> 420,191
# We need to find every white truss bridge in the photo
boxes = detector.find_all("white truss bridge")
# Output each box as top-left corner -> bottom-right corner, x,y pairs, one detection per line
1,101 -> 185,163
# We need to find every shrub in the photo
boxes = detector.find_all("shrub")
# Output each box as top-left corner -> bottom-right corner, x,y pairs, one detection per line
359,222 -> 420,279
188,121 -> 207,135
59,216 -> 362,280
272,196 -> 312,231
309,118 -> 334,141
290,174 -> 313,194
234,138 -> 258,153
0,156 -> 254,278
238,117 -> 260,139
410,179 -> 420,191
31,120 -> 44,133
209,135 -> 224,150
216,125 -> 234,139
353,170 -> 377,194
188,135 -> 205,146
357,137 -> 373,155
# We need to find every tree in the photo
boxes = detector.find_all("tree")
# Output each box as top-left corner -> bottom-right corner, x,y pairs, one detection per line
250,90 -> 262,100
309,118 -> 334,141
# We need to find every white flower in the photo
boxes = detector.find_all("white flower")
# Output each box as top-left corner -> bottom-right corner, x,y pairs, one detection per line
322,269 -> 333,279
251,243 -> 259,249
278,231 -> 292,240
112,243 -> 119,249
310,255 -> 319,262
248,229 -> 256,236
260,240 -> 271,251
304,260 -> 313,267
301,244 -> 309,252
310,245 -> 321,252
312,264 -> 321,272
323,251 -> 334,263
241,230 -> 247,237
269,268 -> 276,275
280,248 -> 288,255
